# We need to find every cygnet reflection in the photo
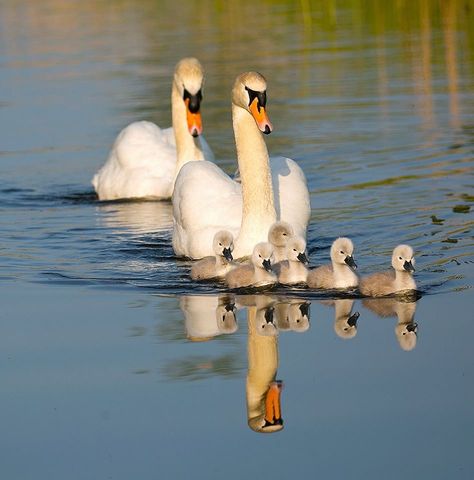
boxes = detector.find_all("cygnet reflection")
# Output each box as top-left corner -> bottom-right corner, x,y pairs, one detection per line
97,200 -> 173,233
180,294 -> 237,341
363,297 -> 418,351
274,299 -> 311,333
320,299 -> 360,339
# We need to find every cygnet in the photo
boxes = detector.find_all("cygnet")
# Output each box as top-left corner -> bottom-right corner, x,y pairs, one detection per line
307,237 -> 358,289
225,242 -> 277,288
267,221 -> 294,263
360,244 -> 416,296
275,236 -> 309,285
191,230 -> 234,280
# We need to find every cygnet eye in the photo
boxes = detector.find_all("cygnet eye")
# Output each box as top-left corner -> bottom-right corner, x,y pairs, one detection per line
282,233 -> 287,236
340,250 -> 344,254
258,254 -> 262,258
219,243 -> 222,246
399,256 -> 402,260
293,248 -> 297,252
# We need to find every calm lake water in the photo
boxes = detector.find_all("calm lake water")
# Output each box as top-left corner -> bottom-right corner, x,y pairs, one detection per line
1,1 -> 473,478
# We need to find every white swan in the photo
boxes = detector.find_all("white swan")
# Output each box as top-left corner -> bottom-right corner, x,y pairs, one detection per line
172,71 -> 310,259
92,57 -> 213,200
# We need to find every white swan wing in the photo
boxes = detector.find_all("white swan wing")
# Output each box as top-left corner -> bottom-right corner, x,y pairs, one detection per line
172,161 -> 242,258
92,121 -> 177,200
270,156 -> 310,238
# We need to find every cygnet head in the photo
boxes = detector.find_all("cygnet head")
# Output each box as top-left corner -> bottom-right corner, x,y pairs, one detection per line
173,57 -> 204,137
268,221 -> 294,248
392,244 -> 415,273
252,242 -> 274,272
395,322 -> 418,351
288,302 -> 311,332
334,311 -> 359,339
215,300 -> 238,334
286,236 -> 309,264
212,230 -> 234,261
330,237 -> 357,269
255,306 -> 278,337
232,72 -> 273,134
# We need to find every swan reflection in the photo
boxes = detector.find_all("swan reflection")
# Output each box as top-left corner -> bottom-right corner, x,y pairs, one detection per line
321,299 -> 360,340
97,200 -> 173,233
362,297 -> 419,351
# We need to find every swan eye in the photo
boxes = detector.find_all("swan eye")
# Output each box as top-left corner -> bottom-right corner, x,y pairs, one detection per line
245,86 -> 267,111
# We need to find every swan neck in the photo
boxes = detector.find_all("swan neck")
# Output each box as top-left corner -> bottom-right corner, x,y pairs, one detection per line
172,82 -> 205,177
233,104 -> 276,250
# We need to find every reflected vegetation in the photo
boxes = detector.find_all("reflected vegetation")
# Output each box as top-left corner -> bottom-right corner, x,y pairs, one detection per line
363,297 -> 419,351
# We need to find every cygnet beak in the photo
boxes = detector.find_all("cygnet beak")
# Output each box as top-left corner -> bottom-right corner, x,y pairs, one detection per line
225,302 -> 235,312
403,260 -> 415,272
347,311 -> 360,327
262,258 -> 272,272
222,247 -> 233,262
344,255 -> 357,269
406,322 -> 418,333
264,307 -> 274,324
297,252 -> 309,265
299,302 -> 310,318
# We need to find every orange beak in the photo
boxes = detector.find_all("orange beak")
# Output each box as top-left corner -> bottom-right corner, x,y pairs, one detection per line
264,381 -> 283,424
249,98 -> 273,134
185,98 -> 203,137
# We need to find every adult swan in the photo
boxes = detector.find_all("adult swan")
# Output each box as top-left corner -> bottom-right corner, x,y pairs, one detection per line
172,72 -> 310,259
92,58 -> 213,200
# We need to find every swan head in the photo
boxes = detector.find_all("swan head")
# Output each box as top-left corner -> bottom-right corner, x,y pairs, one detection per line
174,57 -> 204,137
392,244 -> 415,273
286,236 -> 308,265
252,242 -> 274,272
212,230 -> 234,261
233,72 -> 273,134
248,381 -> 284,433
330,237 -> 357,269
268,221 -> 294,248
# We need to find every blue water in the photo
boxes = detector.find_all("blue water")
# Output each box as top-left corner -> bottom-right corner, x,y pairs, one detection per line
1,1 -> 473,479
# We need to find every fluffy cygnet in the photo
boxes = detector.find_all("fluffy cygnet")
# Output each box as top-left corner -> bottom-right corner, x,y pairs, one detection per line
360,244 -> 416,296
268,221 -> 294,263
191,230 -> 234,280
307,237 -> 358,289
274,236 -> 309,285
225,242 -> 277,288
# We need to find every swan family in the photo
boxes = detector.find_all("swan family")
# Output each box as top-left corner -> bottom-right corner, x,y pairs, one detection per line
92,57 -> 418,297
